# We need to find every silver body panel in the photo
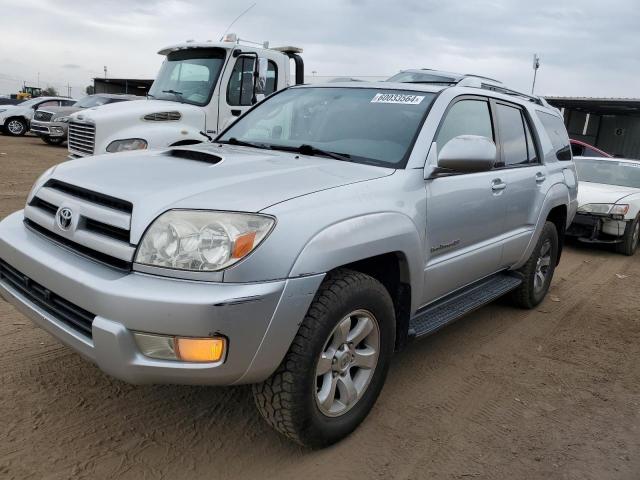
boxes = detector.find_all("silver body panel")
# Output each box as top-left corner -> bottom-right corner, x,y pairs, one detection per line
0,81 -> 576,385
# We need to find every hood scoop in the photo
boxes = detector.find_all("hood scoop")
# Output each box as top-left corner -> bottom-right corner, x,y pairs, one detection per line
167,148 -> 223,164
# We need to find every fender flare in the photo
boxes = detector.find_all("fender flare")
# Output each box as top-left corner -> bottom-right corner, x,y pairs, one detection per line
289,212 -> 424,311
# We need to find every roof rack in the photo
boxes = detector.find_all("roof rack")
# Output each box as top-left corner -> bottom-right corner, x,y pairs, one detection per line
457,76 -> 544,106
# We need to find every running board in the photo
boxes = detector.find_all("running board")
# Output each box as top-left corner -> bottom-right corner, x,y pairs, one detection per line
409,272 -> 522,339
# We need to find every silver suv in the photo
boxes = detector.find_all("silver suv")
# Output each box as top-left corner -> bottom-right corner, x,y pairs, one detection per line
0,73 -> 577,447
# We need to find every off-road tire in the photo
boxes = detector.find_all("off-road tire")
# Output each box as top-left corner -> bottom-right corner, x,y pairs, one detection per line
4,118 -> 27,136
616,215 -> 640,256
512,221 -> 559,309
42,136 -> 65,146
252,269 -> 395,448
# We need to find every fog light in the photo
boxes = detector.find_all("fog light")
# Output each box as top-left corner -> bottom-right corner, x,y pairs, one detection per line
133,332 -> 226,363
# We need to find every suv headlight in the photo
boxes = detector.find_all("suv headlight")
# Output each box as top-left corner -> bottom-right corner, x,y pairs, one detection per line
106,138 -> 148,153
53,115 -> 71,123
578,203 -> 629,216
135,210 -> 275,271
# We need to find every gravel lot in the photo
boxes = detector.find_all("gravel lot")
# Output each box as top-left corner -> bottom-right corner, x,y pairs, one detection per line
1,135 -> 639,480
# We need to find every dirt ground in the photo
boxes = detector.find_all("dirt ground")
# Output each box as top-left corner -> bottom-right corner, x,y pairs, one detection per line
0,135 -> 639,480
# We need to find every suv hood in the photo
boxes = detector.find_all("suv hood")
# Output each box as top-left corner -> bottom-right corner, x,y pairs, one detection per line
71,98 -> 204,124
46,144 -> 393,240
578,181 -> 640,206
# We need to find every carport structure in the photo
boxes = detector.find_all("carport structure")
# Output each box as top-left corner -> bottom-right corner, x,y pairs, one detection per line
546,97 -> 640,159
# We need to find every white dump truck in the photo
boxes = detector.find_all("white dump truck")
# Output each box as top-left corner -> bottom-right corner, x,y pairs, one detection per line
67,34 -> 304,157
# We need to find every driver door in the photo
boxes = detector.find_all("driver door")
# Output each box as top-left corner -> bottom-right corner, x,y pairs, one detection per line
422,97 -> 508,305
218,56 -> 278,132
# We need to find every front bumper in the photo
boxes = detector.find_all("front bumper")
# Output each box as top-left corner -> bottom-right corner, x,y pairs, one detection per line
0,211 -> 323,385
30,120 -> 67,137
567,213 -> 628,244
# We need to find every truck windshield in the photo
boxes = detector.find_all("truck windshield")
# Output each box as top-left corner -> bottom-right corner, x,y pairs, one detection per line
218,87 -> 436,168
575,158 -> 640,189
148,48 -> 227,106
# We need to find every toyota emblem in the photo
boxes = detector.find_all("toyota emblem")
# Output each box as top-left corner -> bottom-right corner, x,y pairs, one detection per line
56,207 -> 74,231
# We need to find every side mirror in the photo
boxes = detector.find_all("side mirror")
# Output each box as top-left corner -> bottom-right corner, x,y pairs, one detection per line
252,57 -> 268,104
437,135 -> 496,173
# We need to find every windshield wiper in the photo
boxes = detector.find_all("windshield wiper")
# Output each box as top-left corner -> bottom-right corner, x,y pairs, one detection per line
146,93 -> 156,99
162,89 -> 184,102
297,144 -> 353,162
219,137 -> 272,150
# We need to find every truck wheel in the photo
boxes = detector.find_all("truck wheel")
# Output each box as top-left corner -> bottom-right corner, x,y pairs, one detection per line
511,221 -> 559,309
4,118 -> 27,136
42,136 -> 65,146
616,215 -> 640,256
252,269 -> 395,447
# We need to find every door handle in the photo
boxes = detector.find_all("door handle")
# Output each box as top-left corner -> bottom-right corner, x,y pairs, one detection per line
231,109 -> 242,117
491,179 -> 507,191
535,172 -> 546,183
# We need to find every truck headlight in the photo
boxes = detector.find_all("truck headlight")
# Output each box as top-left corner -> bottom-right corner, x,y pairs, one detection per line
135,210 -> 275,271
106,138 -> 148,153
578,203 -> 629,216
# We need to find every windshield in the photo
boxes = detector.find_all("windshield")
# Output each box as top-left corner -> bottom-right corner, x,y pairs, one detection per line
219,87 -> 436,167
74,96 -> 125,108
575,158 -> 640,189
148,48 -> 226,106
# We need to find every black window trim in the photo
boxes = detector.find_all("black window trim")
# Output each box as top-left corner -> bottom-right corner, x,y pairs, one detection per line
226,57 -> 278,107
490,98 -> 543,170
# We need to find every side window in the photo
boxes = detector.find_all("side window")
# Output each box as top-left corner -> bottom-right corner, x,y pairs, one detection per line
61,100 -> 75,106
496,103 -> 529,166
571,142 -> 584,157
583,147 -> 606,158
523,113 -> 539,163
227,58 -> 278,107
435,99 -> 493,151
38,101 -> 58,108
537,111 -> 572,161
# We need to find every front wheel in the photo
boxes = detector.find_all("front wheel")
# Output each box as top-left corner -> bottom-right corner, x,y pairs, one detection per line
252,269 -> 395,447
616,216 -> 640,256
4,118 -> 27,136
511,221 -> 559,309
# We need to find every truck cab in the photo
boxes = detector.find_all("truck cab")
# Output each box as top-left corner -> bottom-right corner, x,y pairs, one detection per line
67,35 -> 303,158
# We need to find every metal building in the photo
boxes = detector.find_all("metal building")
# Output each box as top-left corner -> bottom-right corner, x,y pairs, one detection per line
546,97 -> 640,159
93,78 -> 153,96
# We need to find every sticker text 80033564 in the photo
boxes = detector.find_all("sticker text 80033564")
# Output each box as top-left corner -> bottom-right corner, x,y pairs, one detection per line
370,93 -> 425,105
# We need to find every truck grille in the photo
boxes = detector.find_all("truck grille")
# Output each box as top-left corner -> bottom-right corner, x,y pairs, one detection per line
24,179 -> 134,270
34,110 -> 54,122
0,259 -> 95,338
68,122 -> 96,156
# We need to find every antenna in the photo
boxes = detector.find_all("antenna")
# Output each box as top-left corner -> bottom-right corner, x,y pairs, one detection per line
220,2 -> 257,41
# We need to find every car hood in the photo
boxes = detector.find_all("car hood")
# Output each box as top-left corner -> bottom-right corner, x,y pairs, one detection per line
47,144 -> 394,241
71,98 -> 204,123
577,181 -> 640,206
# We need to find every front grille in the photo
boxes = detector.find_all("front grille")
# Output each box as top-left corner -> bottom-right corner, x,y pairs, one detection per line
0,259 -> 95,338
68,122 -> 95,156
24,180 -> 135,271
34,110 -> 54,122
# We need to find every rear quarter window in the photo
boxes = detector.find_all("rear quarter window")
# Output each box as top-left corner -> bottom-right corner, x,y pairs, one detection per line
536,111 -> 572,161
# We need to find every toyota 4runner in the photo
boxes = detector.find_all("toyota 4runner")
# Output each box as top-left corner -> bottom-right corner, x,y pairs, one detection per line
0,72 -> 577,447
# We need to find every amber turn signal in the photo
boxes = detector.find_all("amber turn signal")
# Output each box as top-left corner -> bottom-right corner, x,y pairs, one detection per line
175,337 -> 226,363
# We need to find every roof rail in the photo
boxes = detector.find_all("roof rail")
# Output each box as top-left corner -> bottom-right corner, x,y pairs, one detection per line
458,76 -> 543,106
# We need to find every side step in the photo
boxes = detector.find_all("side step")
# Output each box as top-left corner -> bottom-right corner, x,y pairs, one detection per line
409,272 -> 522,339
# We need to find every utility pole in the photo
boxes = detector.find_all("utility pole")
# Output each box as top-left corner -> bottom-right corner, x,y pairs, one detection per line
67,83 -> 71,98
531,54 -> 540,94
37,72 -> 40,88
104,66 -> 107,79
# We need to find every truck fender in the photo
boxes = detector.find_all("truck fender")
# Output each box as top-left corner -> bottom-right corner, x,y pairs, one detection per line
513,182 -> 569,268
289,212 -> 424,310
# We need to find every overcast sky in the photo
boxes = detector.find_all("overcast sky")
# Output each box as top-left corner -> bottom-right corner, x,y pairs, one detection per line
0,0 -> 638,98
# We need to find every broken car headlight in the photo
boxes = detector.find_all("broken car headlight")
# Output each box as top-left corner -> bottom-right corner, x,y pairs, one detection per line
135,210 -> 275,272
578,203 -> 629,216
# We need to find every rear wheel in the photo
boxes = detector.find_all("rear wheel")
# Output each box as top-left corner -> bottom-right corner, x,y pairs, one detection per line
4,118 -> 27,136
512,221 -> 559,309
252,269 -> 395,447
616,215 -> 640,256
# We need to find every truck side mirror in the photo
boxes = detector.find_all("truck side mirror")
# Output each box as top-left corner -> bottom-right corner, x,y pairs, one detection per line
252,57 -> 268,104
437,135 -> 496,173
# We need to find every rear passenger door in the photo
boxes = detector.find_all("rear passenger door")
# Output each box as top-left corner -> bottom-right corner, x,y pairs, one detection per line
422,96 -> 508,305
493,101 -> 547,266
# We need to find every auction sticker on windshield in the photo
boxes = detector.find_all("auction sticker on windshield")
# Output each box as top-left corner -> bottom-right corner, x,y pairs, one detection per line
371,93 -> 425,105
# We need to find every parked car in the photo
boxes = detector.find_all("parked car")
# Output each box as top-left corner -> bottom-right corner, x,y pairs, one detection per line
0,73 -> 576,447
30,94 -> 138,145
570,139 -> 612,158
568,157 -> 640,255
0,96 -> 75,136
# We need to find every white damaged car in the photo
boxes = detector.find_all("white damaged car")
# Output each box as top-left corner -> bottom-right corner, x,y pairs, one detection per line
568,157 -> 640,255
